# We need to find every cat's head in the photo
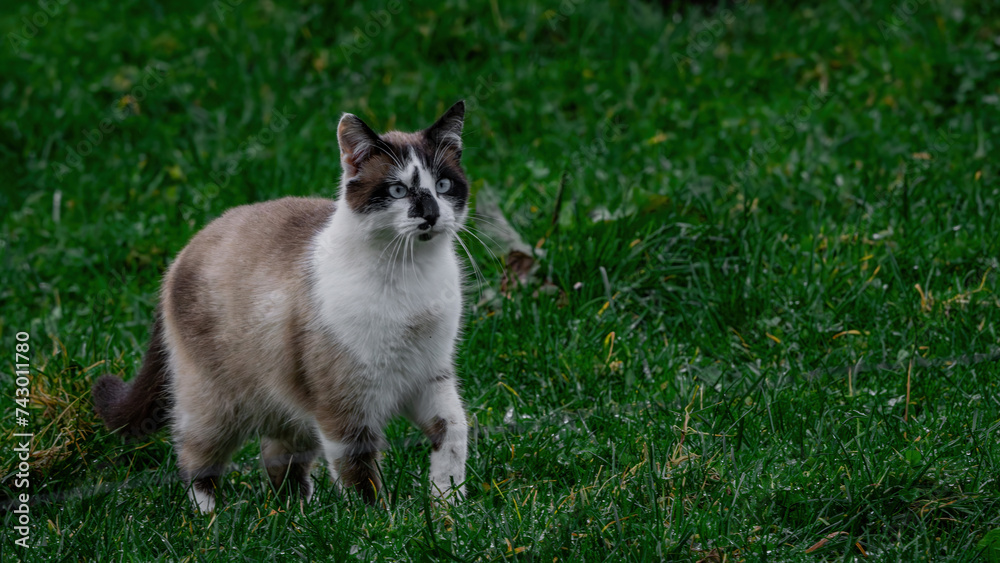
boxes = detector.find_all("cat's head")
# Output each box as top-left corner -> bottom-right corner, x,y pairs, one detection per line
337,101 -> 468,243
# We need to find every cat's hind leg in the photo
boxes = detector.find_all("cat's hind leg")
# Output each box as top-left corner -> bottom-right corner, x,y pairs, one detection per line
171,370 -> 249,513
405,372 -> 468,503
261,423 -> 319,503
318,425 -> 386,505
175,415 -> 246,514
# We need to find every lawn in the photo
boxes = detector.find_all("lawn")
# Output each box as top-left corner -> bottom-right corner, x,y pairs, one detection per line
1,0 -> 999,561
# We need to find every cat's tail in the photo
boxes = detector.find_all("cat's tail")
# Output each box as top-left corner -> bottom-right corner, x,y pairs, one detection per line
92,309 -> 173,438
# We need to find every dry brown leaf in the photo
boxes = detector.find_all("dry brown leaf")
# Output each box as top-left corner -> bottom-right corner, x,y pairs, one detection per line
506,249 -> 535,284
804,531 -> 848,553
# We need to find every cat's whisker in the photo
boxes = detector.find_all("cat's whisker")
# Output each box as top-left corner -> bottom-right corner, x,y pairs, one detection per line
466,213 -> 519,240
466,212 -> 505,228
459,225 -> 504,272
431,142 -> 442,171
395,234 -> 409,280
387,232 -> 406,286
388,148 -> 406,171
464,217 -> 526,256
375,139 -> 406,171
432,140 -> 448,170
432,137 -> 449,165
452,225 -> 486,280
433,137 -> 458,172
454,233 -> 486,301
461,217 -> 526,287
397,234 -> 407,284
463,223 -> 506,258
378,232 -> 404,264
407,236 -> 421,288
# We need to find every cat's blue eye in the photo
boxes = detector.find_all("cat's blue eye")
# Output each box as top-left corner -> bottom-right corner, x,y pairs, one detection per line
388,184 -> 408,199
435,178 -> 452,194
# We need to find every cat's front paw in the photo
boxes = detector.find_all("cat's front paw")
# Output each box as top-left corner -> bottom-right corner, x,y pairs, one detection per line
431,480 -> 466,504
188,483 -> 217,514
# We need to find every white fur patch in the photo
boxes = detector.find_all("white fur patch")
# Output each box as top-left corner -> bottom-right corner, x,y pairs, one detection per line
322,438 -> 345,485
412,381 -> 468,502
307,153 -> 469,497
405,150 -> 437,196
311,201 -> 463,408
189,486 -> 215,514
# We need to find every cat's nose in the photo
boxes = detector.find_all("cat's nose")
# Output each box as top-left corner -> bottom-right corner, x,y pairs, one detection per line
411,192 -> 439,229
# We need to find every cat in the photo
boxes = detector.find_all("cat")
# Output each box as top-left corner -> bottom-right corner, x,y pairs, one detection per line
92,101 -> 471,512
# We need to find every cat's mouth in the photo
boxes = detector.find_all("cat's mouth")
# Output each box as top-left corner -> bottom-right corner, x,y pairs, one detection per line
418,232 -> 435,242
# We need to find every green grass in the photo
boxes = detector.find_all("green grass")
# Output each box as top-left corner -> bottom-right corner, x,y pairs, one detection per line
2,0 -> 999,560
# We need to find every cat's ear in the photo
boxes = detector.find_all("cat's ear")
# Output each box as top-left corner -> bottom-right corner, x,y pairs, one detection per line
338,113 -> 382,177
424,100 -> 465,159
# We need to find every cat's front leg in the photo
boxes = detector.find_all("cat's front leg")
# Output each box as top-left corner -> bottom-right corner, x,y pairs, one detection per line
407,372 -> 468,503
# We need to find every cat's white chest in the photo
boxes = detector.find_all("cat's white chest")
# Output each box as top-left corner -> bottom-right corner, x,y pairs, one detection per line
310,219 -> 462,380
